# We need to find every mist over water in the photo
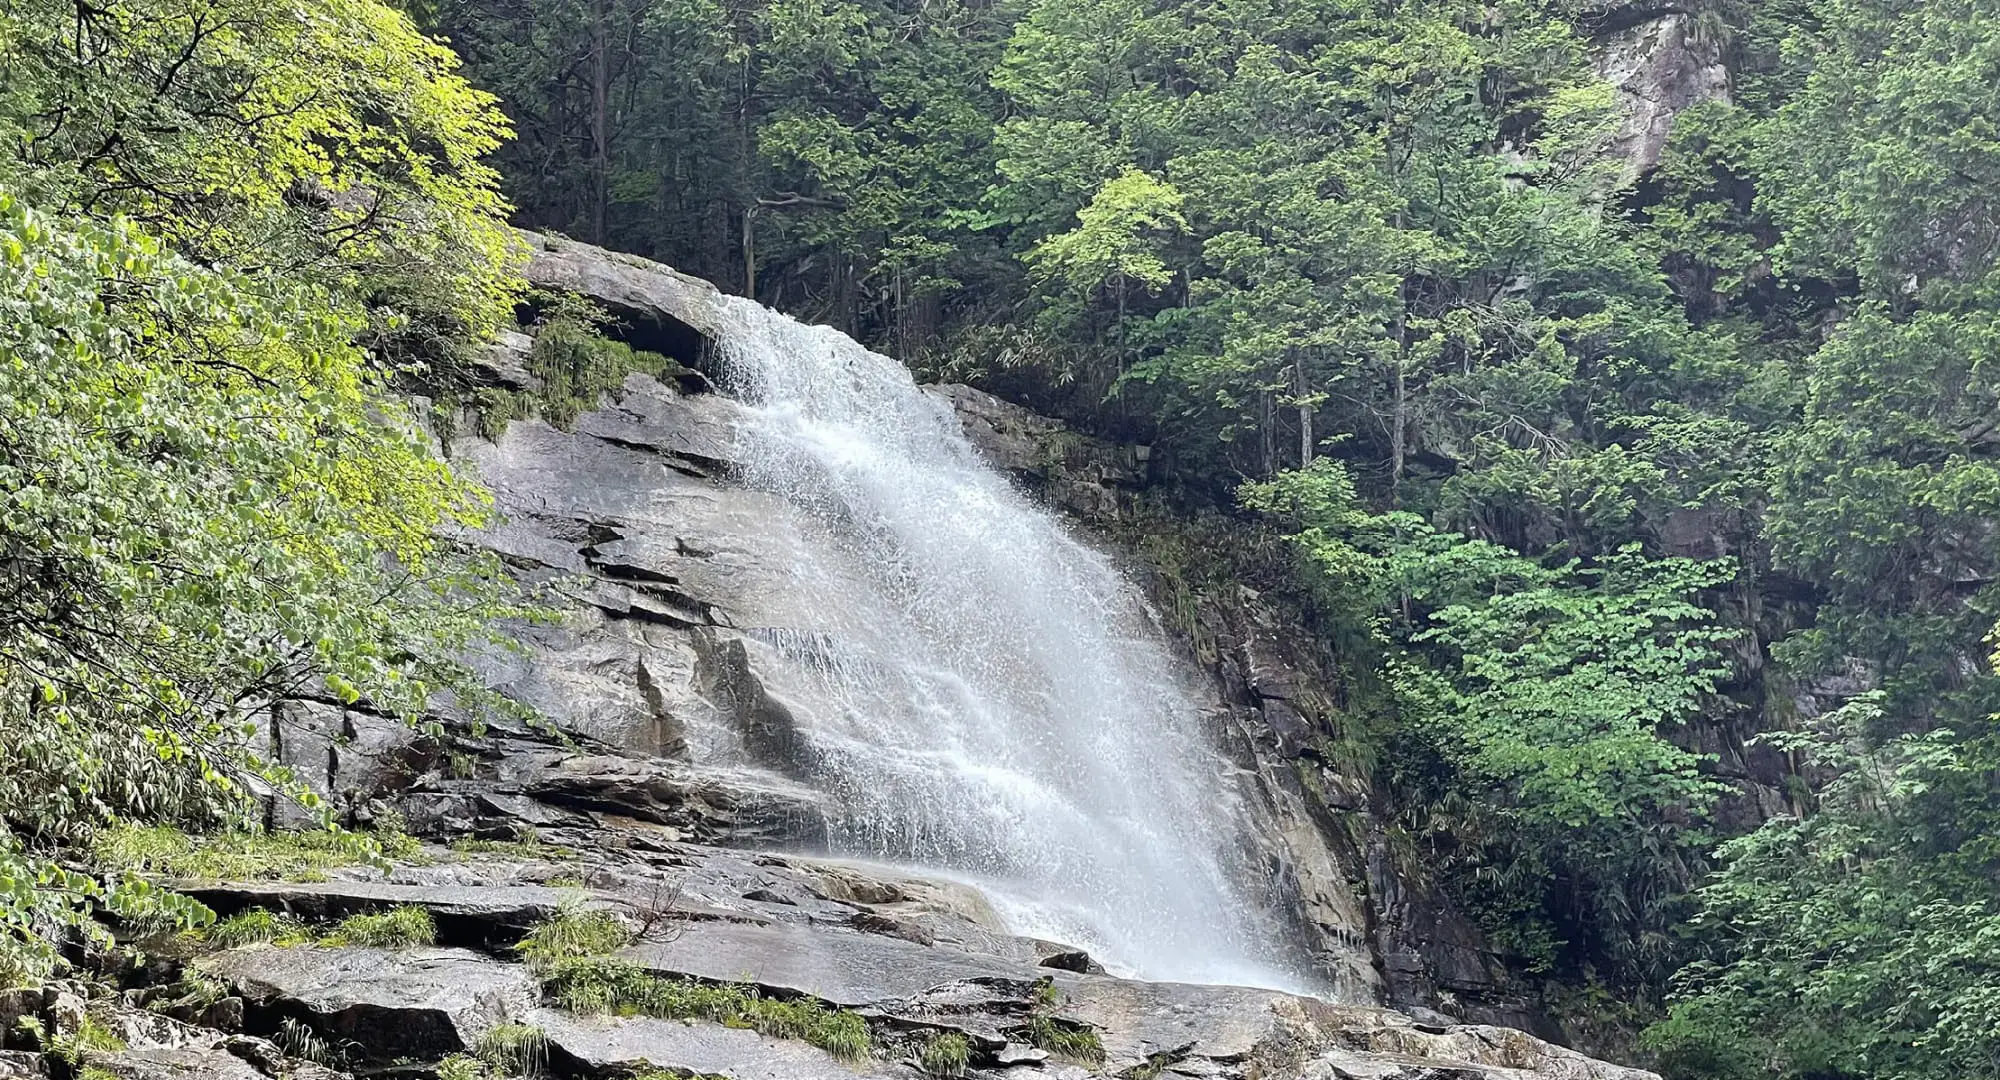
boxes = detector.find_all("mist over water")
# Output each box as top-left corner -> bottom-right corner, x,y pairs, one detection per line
703,296 -> 1308,990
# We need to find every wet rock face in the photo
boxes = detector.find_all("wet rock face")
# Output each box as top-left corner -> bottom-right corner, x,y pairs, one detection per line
202,947 -> 536,1062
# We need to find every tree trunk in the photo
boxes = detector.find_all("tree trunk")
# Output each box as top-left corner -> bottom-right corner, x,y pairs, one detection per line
741,207 -> 756,298
1261,388 -> 1275,477
1391,338 -> 1407,505
1295,348 -> 1313,468
590,0 -> 610,246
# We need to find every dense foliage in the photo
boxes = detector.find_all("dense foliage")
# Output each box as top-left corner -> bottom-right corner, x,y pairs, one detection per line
431,0 -> 2000,1073
0,0 -> 531,981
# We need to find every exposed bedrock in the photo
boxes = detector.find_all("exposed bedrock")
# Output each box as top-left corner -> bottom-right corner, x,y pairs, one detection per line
183,237 -> 1657,1078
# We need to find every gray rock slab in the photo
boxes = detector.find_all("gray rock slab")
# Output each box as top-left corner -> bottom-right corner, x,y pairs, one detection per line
531,1008 -> 912,1079
181,880 -> 588,930
200,947 -> 533,1061
620,919 -> 1033,1008
80,1047 -> 269,1080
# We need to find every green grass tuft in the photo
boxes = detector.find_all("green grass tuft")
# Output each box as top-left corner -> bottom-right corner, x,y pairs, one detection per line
146,970 -> 230,1015
1017,1014 -> 1103,1065
474,1021 -> 549,1076
435,1053 -> 490,1080
320,905 -> 436,948
916,1030 -> 971,1076
449,837 -> 573,859
517,902 -> 630,970
202,908 -> 313,948
273,1016 -> 346,1067
543,958 -> 872,1061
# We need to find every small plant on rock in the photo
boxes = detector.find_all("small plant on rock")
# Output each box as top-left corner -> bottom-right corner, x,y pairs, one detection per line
435,1053 -> 490,1080
203,908 -> 313,948
147,970 -> 230,1014
916,1030 -> 971,1077
48,1013 -> 126,1067
475,1022 -> 549,1076
273,1016 -> 347,1067
1017,1015 -> 1104,1065
516,902 -> 630,969
321,905 -> 436,948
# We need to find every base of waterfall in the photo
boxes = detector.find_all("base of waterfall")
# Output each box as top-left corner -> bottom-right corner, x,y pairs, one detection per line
69,794 -> 1652,1080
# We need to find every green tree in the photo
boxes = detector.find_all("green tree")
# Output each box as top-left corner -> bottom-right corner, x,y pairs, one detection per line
0,0 -> 536,979
1646,695 -> 2000,1080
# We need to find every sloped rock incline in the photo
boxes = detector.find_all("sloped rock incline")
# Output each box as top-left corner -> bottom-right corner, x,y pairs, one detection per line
183,884 -> 1654,1080
486,236 -> 1385,998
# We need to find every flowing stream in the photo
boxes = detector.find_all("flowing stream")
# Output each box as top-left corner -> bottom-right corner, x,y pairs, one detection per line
701,296 -> 1309,990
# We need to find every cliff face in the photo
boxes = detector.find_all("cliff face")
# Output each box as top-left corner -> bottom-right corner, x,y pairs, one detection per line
47,236 -> 1674,1080
1584,3 -> 1732,175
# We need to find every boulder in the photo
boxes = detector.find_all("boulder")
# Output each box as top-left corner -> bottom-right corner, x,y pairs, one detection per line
524,233 -> 732,349
200,947 -> 534,1062
266,700 -> 343,829
471,329 -> 541,392
931,383 -> 1144,520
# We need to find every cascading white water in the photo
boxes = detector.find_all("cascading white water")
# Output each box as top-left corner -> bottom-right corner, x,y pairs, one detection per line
702,297 -> 1309,991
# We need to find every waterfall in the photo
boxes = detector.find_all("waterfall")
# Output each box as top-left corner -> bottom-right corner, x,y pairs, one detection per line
697,297 -> 1310,991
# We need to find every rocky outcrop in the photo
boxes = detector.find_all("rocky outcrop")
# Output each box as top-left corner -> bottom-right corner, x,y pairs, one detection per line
163,856 -> 1653,1080
1581,3 -> 1731,175
120,237 -> 1647,1080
